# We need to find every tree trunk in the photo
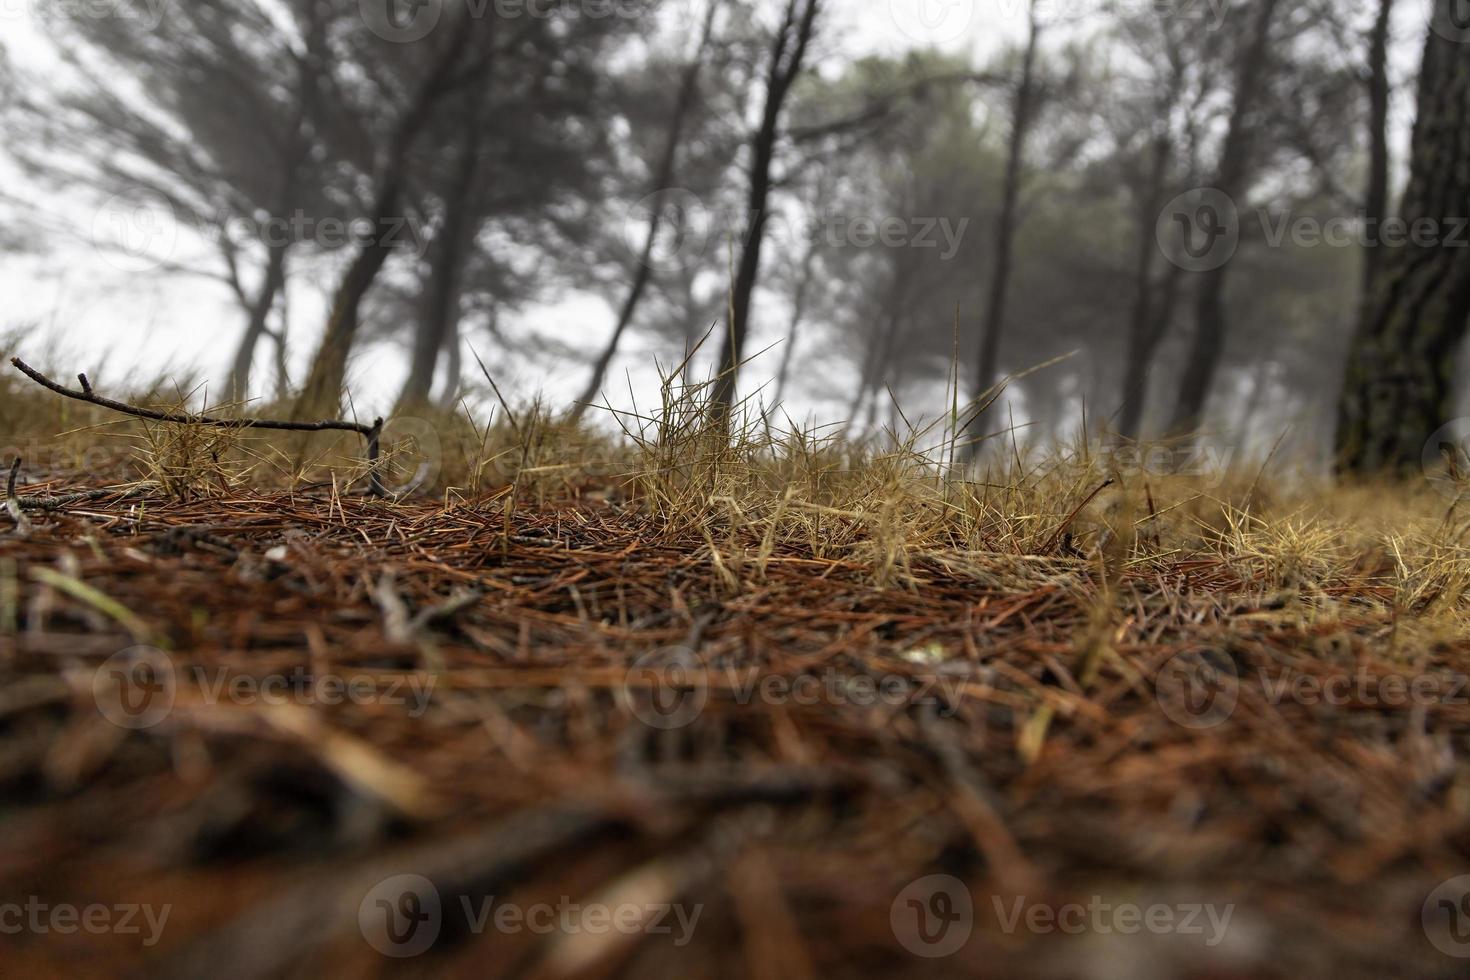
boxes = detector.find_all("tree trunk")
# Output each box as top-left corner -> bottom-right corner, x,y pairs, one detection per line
1116,132 -> 1173,441
570,0 -> 720,424
297,212 -> 403,414
1336,2 -> 1470,476
397,237 -> 467,413
296,14 -> 477,416
227,242 -> 289,402
846,310 -> 900,429
1234,362 -> 1272,439
1361,0 -> 1394,295
222,6 -> 324,403
270,284 -> 291,401
396,109 -> 483,413
711,0 -> 820,413
436,316 -> 462,410
1166,0 -> 1282,437
963,4 -> 1041,464
1115,41 -> 1188,442
772,238 -> 819,407
845,270 -> 906,429
973,3 -> 1041,408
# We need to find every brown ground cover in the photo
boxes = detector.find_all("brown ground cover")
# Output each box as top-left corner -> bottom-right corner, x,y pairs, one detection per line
3,465 -> 1469,978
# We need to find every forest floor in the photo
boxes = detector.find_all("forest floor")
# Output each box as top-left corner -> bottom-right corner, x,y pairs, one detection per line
3,369 -> 1470,978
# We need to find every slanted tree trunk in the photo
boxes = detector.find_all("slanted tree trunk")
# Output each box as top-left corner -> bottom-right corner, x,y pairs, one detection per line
1116,131 -> 1173,441
397,232 -> 468,413
972,3 -> 1041,416
1115,44 -> 1187,442
396,107 -> 483,412
1167,0 -> 1282,437
845,270 -> 906,429
711,0 -> 820,413
963,4 -> 1042,464
227,6 -> 325,402
1336,1 -> 1470,475
228,243 -> 289,402
298,203 -> 403,413
296,14 -> 478,415
772,237 -> 818,407
570,0 -> 720,423
847,309 -> 901,433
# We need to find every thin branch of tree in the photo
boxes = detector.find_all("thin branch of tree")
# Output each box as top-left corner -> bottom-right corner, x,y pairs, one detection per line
9,358 -> 386,497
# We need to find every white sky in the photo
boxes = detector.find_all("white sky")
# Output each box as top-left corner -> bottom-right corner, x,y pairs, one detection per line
0,0 -> 1429,425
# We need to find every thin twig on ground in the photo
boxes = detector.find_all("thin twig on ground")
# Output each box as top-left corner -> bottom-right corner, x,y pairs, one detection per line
10,358 -> 386,496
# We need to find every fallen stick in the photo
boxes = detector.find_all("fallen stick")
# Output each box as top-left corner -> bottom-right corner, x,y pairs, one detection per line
10,357 -> 386,497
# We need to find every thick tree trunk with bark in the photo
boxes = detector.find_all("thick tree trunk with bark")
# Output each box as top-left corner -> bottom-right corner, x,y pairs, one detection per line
712,0 -> 819,413
1336,3 -> 1470,475
1166,0 -> 1282,437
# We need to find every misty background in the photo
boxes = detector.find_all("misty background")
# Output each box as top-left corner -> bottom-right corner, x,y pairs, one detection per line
0,0 -> 1451,471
